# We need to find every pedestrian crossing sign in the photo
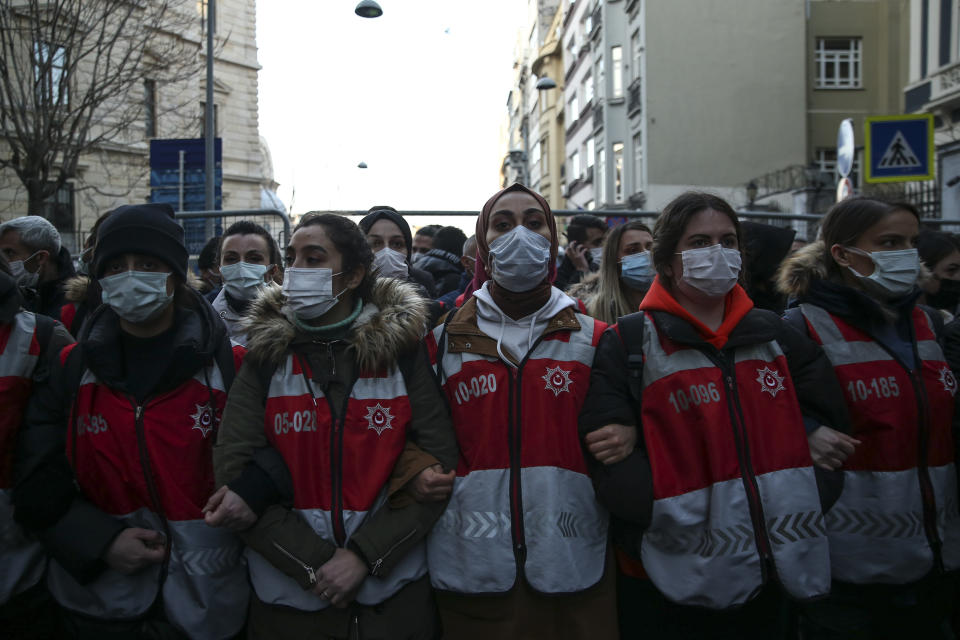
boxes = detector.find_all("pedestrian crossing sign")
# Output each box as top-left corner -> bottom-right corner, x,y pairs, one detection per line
864,114 -> 934,183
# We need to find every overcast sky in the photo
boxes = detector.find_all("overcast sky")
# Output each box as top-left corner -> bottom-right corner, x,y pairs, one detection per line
256,1 -> 529,233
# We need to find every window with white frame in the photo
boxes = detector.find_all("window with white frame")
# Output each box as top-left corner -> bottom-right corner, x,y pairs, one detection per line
34,41 -> 68,104
531,140 -> 541,173
583,73 -> 594,105
631,30 -> 642,82
586,138 -> 595,168
568,91 -> 579,119
815,38 -> 862,89
571,151 -> 581,181
633,132 -> 643,190
540,138 -> 549,176
612,46 -> 623,98
595,55 -> 605,99
613,142 -> 624,202
584,200 -> 595,211
584,12 -> 592,35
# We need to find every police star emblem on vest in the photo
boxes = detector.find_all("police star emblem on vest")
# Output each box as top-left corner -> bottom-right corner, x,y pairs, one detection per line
190,403 -> 217,438
756,366 -> 785,397
542,365 -> 573,396
939,366 -> 958,396
365,403 -> 394,435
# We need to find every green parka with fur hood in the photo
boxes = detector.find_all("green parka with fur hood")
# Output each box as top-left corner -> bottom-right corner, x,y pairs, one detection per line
213,277 -> 458,594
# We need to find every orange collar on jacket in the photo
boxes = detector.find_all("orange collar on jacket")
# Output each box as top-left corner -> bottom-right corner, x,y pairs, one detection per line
638,276 -> 754,349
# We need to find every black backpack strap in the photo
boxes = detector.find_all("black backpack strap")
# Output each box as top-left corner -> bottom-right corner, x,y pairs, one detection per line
30,313 -> 57,382
215,338 -> 237,392
616,311 -> 647,406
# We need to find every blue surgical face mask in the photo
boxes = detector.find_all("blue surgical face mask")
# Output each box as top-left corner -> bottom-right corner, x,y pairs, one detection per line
99,270 -> 173,323
220,261 -> 269,300
620,251 -> 655,290
844,247 -> 919,298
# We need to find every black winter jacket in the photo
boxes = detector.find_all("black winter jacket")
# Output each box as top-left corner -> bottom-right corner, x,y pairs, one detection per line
416,249 -> 463,297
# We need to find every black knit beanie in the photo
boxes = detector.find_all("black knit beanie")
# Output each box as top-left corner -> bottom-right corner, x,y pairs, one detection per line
94,203 -> 188,280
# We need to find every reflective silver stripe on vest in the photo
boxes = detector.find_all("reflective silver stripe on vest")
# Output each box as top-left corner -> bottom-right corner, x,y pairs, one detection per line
933,464 -> 960,572
266,354 -> 406,400
801,304 -> 960,581
639,314 -> 829,607
0,312 -> 37,378
641,468 -> 829,608
247,501 -> 428,610
427,466 -> 608,594
48,509 -> 247,639
0,489 -> 44,603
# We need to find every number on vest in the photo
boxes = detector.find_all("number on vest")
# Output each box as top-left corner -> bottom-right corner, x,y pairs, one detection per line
273,410 -> 317,434
454,374 -> 498,405
845,376 -> 900,402
667,383 -> 721,413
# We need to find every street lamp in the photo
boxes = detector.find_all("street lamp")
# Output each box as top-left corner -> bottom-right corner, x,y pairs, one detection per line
357,162 -> 368,169
355,1 -> 383,18
535,76 -> 557,90
746,181 -> 758,208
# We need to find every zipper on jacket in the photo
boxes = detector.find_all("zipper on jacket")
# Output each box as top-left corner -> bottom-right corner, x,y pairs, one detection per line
863,326 -> 945,571
299,359 -> 355,548
907,368 -> 944,572
506,334 -> 549,576
707,355 -> 773,580
271,540 -> 318,586
370,528 -> 418,577
128,398 -> 173,585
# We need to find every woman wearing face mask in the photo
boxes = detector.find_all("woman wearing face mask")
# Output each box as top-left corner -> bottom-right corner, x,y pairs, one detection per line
777,197 -> 960,639
579,192 -> 849,639
13,203 -> 249,638
566,221 -> 655,324
425,183 -> 616,639
917,229 -> 960,318
359,206 -> 437,297
213,220 -> 281,345
213,213 -> 457,639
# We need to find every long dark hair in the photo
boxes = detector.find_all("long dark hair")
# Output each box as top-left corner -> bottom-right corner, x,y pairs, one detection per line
293,213 -> 375,301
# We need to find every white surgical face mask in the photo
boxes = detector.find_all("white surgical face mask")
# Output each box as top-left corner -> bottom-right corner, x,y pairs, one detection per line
620,251 -> 655,290
679,244 -> 742,298
282,267 -> 344,319
488,225 -> 552,293
9,251 -> 41,288
100,271 -> 173,323
220,261 -> 269,301
589,247 -> 604,265
373,248 -> 409,280
845,247 -> 919,298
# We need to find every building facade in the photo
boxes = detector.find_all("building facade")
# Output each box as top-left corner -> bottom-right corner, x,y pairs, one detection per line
0,0 -> 266,252
904,0 -> 960,219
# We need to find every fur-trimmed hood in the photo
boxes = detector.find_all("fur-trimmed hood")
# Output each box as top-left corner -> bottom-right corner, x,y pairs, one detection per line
776,241 -> 829,299
244,277 -> 429,371
64,274 -> 91,303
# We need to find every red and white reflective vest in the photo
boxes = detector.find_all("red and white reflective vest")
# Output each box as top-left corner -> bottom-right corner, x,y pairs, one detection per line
0,311 -> 44,603
47,343 -> 248,640
246,352 -> 427,610
800,304 -> 960,583
425,310 -> 609,595
637,313 -> 830,609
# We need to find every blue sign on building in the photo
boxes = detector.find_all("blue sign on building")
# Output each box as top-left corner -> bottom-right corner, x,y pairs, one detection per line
149,138 -> 222,254
864,115 -> 934,183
